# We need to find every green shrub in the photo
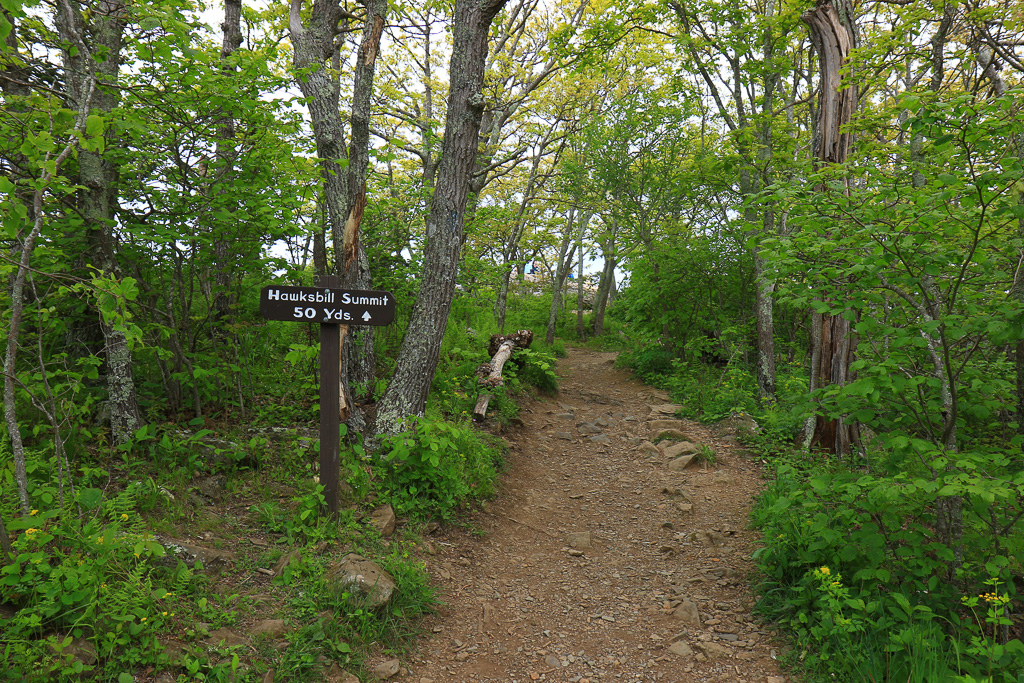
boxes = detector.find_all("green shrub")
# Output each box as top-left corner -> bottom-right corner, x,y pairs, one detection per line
377,417 -> 501,519
509,348 -> 558,394
752,456 -> 1024,682
0,484 -> 197,679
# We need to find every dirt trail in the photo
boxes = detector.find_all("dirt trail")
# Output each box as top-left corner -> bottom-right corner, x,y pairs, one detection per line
401,348 -> 788,683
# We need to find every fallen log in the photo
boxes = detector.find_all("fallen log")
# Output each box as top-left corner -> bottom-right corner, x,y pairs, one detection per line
474,330 -> 533,419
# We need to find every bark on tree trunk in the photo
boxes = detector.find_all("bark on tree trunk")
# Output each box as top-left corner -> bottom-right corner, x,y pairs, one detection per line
376,0 -> 510,434
592,222 -> 617,337
576,217 -> 586,339
58,0 -> 141,446
546,209 -> 583,344
803,0 -> 858,456
211,0 -> 243,327
289,0 -> 385,434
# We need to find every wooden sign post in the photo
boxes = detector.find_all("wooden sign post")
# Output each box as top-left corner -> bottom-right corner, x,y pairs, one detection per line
260,278 -> 395,516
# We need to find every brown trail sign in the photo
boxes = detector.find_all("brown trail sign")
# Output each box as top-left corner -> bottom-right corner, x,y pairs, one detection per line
259,277 -> 395,515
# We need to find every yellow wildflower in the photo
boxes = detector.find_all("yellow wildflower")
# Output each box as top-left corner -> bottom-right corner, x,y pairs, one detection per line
29,510 -> 38,516
820,566 -> 830,576
120,514 -> 129,521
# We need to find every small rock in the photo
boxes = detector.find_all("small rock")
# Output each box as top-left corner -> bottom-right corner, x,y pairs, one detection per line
648,419 -> 687,433
648,404 -> 683,416
638,441 -> 661,456
717,412 -> 759,437
672,600 -> 701,626
252,619 -> 288,638
373,658 -> 400,680
663,441 -> 699,459
668,641 -> 693,657
261,671 -> 275,683
324,553 -> 396,607
655,428 -> 693,441
589,434 -> 611,445
577,423 -> 602,434
325,662 -> 360,683
544,654 -> 561,668
767,677 -> 786,683
205,628 -> 247,648
156,538 -> 238,570
51,637 -> 97,667
668,454 -> 696,471
713,472 -> 735,485
676,502 -> 693,514
556,412 -> 575,420
369,505 -> 397,537
196,475 -> 226,501
696,642 -> 731,658
567,531 -> 592,549
555,431 -> 573,440
272,549 -> 303,577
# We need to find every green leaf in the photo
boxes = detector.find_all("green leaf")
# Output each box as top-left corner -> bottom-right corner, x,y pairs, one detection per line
78,488 -> 103,510
85,114 -> 105,138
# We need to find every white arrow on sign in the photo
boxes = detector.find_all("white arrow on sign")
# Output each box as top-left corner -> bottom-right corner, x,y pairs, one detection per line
362,311 -> 372,322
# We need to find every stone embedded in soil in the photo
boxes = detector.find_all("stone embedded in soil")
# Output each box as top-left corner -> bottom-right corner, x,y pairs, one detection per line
714,472 -> 736,485
648,419 -> 686,433
668,641 -> 694,658
156,538 -> 238,570
663,441 -> 699,459
639,441 -> 661,455
655,428 -> 693,442
47,636 -> 96,666
555,431 -> 573,440
325,553 -> 396,607
696,642 -> 732,658
556,412 -> 575,420
324,662 -> 360,682
567,531 -> 592,549
373,658 -> 401,680
370,504 -> 397,537
589,434 -> 611,445
648,403 -> 683,416
272,548 -> 303,577
577,422 -> 602,434
672,600 -> 701,626
205,628 -> 247,648
252,619 -> 288,638
668,454 -> 697,471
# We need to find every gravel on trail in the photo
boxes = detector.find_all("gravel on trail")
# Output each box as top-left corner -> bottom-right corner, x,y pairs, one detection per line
397,348 -> 790,683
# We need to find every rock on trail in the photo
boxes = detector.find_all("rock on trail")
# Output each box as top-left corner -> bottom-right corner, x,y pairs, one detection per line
394,348 -> 789,683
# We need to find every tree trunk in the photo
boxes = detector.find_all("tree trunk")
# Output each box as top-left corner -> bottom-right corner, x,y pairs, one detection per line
546,209 -> 583,344
803,0 -> 858,455
376,0 -> 510,434
58,0 -> 141,446
576,214 -> 586,339
211,0 -> 243,327
592,221 -> 617,336
338,0 -> 386,431
289,0 -> 385,434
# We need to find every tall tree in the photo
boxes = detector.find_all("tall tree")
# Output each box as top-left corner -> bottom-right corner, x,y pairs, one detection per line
288,0 -> 386,432
376,0 -> 510,434
803,0 -> 858,455
57,0 -> 142,446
